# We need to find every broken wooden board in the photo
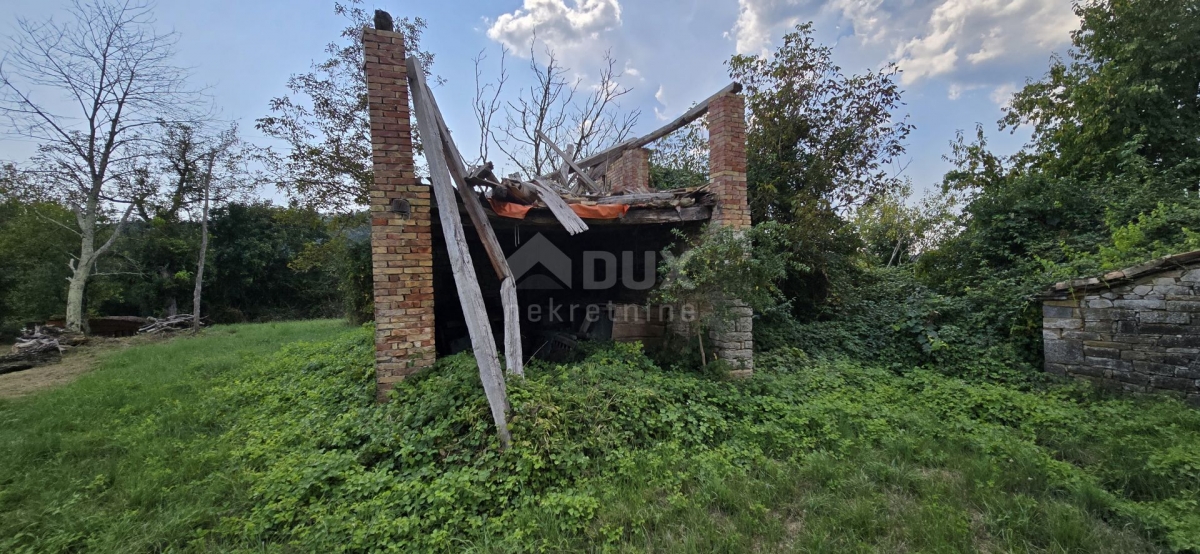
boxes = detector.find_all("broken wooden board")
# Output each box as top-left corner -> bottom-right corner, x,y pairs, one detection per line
529,178 -> 589,235
537,130 -> 601,194
409,55 -> 525,378
408,58 -> 512,448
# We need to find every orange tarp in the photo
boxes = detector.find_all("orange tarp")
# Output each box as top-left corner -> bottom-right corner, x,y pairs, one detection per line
488,198 -> 630,220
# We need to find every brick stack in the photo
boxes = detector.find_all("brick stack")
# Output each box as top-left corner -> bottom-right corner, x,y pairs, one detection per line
606,147 -> 651,194
706,92 -> 753,373
364,27 -> 436,400
707,93 -> 750,230
1042,261 -> 1200,406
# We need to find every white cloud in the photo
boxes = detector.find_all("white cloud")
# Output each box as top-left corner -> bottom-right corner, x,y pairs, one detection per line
893,0 -> 1077,85
730,0 -> 811,55
654,84 -> 669,120
989,82 -> 1018,106
486,0 -> 623,56
727,0 -> 1078,86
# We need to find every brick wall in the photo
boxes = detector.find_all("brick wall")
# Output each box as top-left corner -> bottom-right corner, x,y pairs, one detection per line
708,93 -> 750,230
1043,265 -> 1200,406
706,92 -> 753,373
364,27 -> 436,400
606,147 -> 651,194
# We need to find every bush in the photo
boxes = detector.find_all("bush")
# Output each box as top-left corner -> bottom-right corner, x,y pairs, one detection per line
211,326 -> 1198,552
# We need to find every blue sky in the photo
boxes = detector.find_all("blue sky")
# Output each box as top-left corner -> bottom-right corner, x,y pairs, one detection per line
1,0 -> 1080,199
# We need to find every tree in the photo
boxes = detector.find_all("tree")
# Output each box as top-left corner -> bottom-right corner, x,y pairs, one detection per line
727,23 -> 913,312
476,45 -> 640,177
1002,0 -> 1200,183
0,0 -> 203,332
256,0 -> 436,212
190,126 -> 244,331
729,23 -> 913,220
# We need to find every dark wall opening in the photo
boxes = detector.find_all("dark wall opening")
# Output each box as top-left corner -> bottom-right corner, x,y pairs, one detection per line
431,210 -> 704,360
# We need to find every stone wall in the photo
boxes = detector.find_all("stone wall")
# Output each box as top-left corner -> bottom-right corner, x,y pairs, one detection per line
364,27 -> 436,400
1043,265 -> 1200,406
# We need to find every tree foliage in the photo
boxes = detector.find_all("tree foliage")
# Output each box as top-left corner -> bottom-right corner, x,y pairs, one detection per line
256,1 -> 435,212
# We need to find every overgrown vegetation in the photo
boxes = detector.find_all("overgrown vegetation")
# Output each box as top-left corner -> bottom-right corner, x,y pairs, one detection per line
2,322 -> 1197,552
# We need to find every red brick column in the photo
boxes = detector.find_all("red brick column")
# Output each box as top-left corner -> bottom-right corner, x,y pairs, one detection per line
364,27 -> 435,399
708,93 -> 750,229
706,92 -> 753,373
607,147 -> 651,194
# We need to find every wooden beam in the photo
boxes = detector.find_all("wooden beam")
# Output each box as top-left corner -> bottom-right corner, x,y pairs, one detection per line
408,58 -> 512,449
594,192 -> 680,205
529,177 -> 589,234
566,82 -> 742,172
409,55 -> 526,378
476,205 -> 713,227
501,277 -> 523,377
537,130 -> 601,193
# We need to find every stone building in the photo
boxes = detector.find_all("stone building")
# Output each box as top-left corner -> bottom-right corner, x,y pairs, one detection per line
363,25 -> 753,397
1040,250 -> 1200,405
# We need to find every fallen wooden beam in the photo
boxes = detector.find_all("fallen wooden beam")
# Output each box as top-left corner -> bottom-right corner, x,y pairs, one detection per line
410,55 -> 525,378
537,130 -> 601,194
529,177 -> 589,234
475,205 -> 713,227
408,58 -> 513,449
594,192 -> 681,205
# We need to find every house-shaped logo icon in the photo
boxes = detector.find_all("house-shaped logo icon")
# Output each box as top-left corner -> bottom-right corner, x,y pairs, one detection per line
508,233 -> 572,289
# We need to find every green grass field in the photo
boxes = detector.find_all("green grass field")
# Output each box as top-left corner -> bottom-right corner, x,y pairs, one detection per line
0,321 -> 1197,552
0,320 -> 348,552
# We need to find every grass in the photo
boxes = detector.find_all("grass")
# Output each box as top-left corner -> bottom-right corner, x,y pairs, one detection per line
0,320 -> 348,552
0,320 -> 1197,552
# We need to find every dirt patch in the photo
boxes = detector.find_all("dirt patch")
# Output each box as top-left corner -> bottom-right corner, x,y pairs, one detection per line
0,335 -> 165,399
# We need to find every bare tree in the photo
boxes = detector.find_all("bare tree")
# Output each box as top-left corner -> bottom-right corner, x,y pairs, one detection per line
0,0 -> 203,333
483,44 -> 640,179
191,125 -> 243,333
471,47 -> 507,165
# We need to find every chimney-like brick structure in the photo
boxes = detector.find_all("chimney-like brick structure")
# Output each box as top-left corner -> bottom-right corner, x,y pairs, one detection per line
364,27 -> 435,399
607,147 -> 652,194
707,92 -> 753,373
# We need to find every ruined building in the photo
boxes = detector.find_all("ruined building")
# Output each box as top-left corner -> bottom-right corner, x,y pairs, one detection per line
363,23 -> 753,401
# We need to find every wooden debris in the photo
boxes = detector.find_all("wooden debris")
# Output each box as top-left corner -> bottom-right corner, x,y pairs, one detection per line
408,56 -> 513,449
529,178 -> 589,234
3,326 -> 72,375
537,130 -> 600,194
138,315 -> 200,334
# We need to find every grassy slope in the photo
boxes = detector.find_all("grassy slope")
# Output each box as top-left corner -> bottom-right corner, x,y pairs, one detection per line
0,320 -> 348,553
0,321 -> 1197,553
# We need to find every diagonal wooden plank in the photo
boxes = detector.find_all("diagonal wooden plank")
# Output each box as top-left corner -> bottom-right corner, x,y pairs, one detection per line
537,130 -> 600,194
407,58 -> 512,448
529,177 -> 589,234
409,56 -> 524,377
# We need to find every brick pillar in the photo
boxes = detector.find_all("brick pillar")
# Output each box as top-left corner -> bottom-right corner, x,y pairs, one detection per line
606,147 -> 651,194
364,27 -> 435,400
707,92 -> 753,373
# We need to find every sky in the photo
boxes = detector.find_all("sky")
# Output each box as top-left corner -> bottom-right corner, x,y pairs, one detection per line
0,0 -> 1081,200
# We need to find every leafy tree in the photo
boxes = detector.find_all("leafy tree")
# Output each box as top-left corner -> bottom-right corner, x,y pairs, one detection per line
203,203 -> 340,322
0,189 -> 79,334
1003,0 -> 1200,184
727,23 -> 913,313
729,23 -> 912,219
0,0 -> 204,332
853,182 -> 960,267
256,1 -> 436,211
